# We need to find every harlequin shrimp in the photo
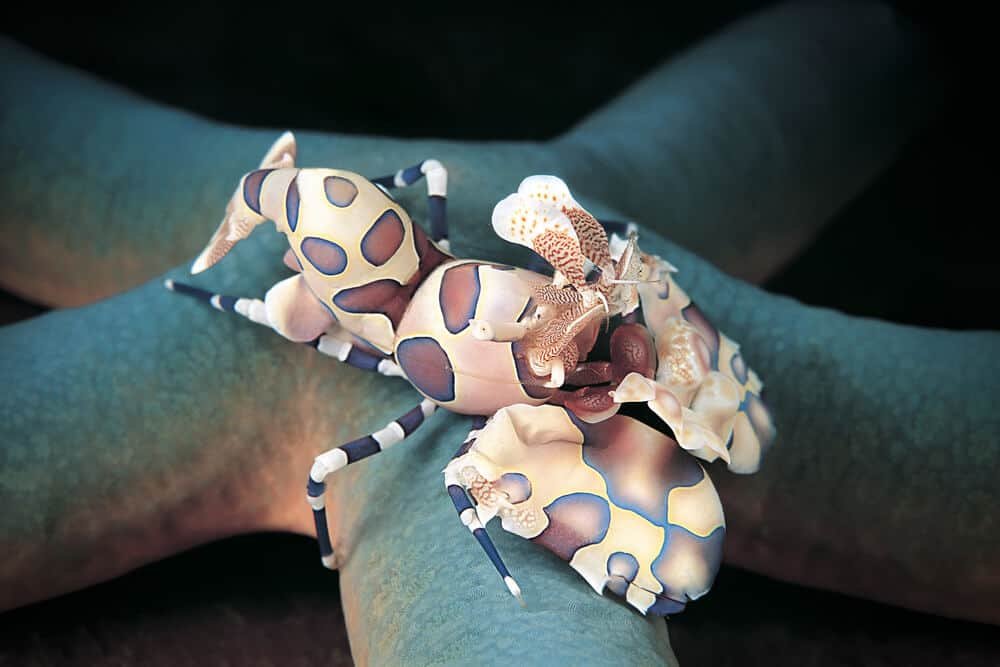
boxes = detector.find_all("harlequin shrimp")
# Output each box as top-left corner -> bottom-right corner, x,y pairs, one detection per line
166,132 -> 776,615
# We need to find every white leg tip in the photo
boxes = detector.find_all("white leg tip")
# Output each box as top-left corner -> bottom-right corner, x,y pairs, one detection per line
420,159 -> 444,174
163,279 -> 175,291
321,553 -> 337,569
377,359 -> 407,378
504,576 -> 525,607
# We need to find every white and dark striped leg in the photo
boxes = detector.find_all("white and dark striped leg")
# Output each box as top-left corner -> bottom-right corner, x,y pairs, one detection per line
164,280 -> 404,378
444,434 -> 525,606
308,398 -> 438,567
370,160 -> 449,251
309,334 -> 405,378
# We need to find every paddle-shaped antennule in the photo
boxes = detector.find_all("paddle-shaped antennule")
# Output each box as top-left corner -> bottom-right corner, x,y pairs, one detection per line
561,206 -> 613,274
191,131 -> 298,274
492,176 -> 588,287
517,175 -> 613,273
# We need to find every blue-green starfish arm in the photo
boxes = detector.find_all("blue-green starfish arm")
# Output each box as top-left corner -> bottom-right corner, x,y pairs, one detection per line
0,3 -> 940,306
558,3 -> 942,283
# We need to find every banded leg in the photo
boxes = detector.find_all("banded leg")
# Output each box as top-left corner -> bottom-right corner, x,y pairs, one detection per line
444,434 -> 525,606
164,279 -> 404,378
308,399 -> 438,567
370,160 -> 449,250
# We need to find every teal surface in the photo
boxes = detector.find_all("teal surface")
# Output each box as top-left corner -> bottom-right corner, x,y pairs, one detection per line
3,4 -> 993,666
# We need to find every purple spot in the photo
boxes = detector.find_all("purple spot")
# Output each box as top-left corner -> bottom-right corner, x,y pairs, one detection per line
607,551 -> 639,581
243,169 -> 273,214
301,237 -> 348,275
581,416 -> 704,528
333,279 -> 401,314
657,279 -> 670,300
651,525 -> 724,603
439,263 -> 482,334
395,337 -> 455,402
532,492 -> 610,561
495,473 -> 532,504
361,209 -> 405,266
324,176 -> 358,207
286,175 -> 300,231
605,551 -> 640,598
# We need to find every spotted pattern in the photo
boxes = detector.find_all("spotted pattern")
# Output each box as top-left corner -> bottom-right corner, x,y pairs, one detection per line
333,279 -> 401,313
439,263 -> 482,334
242,169 -> 273,214
361,209 -> 405,266
285,175 -> 300,231
331,225 -> 449,340
682,303 -> 720,367
532,492 -> 611,561
301,237 -> 348,275
730,352 -> 748,384
395,337 -> 455,402
324,175 -> 359,207
492,185 -> 578,248
651,525 -> 725,602
582,418 -> 704,527
495,472 -> 532,504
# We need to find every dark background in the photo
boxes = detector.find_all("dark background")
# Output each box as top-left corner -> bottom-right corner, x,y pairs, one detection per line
1,2 -> 997,665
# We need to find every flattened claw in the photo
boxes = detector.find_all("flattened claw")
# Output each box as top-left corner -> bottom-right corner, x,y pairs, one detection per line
190,132 -> 298,274
191,207 -> 260,274
450,404 -> 725,615
260,130 -> 297,169
627,255 -> 775,472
